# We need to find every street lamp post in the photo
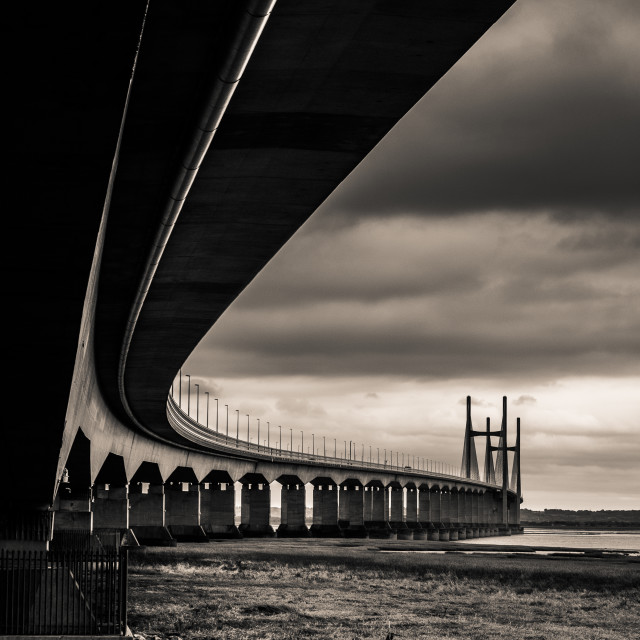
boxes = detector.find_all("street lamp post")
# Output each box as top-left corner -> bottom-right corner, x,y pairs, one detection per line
215,398 -> 219,432
323,436 -> 326,457
205,392 -> 209,428
300,431 -> 303,457
289,428 -> 292,452
179,368 -> 182,408
279,425 -> 282,452
246,415 -> 250,445
257,419 -> 260,452
185,374 -> 191,416
225,404 -> 228,437
267,422 -> 270,449
194,384 -> 199,422
235,409 -> 239,444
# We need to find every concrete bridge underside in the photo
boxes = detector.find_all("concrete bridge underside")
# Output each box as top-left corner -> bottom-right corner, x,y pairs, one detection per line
3,0 -> 517,525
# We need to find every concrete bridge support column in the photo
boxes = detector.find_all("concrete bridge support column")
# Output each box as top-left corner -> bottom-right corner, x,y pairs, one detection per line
129,482 -> 175,546
439,490 -> 451,541
449,490 -> 459,540
53,483 -> 93,533
278,483 -> 309,537
92,484 -> 129,531
166,482 -> 207,541
388,485 -> 406,535
310,483 -> 339,537
489,491 -> 500,536
240,482 -> 274,537
470,492 -> 480,538
418,486 -> 435,539
405,486 -> 422,539
200,482 -> 239,539
339,483 -> 366,537
429,488 -> 442,541
130,483 -> 165,527
365,485 -> 392,538
457,490 -> 467,540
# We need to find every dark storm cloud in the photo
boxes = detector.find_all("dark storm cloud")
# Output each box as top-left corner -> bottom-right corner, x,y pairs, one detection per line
188,0 -> 640,384
321,0 -> 640,222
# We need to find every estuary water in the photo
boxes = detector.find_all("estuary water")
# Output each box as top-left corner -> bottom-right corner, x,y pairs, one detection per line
459,528 -> 640,552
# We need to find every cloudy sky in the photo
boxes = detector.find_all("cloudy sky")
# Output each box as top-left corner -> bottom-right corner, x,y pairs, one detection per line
183,0 -> 640,511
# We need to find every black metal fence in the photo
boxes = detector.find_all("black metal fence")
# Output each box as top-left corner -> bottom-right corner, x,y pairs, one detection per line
0,547 -> 128,635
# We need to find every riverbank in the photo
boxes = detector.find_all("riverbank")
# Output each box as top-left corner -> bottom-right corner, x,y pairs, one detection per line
128,538 -> 640,640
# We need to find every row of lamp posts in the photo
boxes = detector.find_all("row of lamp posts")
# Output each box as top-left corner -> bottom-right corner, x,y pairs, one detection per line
171,369 -> 458,476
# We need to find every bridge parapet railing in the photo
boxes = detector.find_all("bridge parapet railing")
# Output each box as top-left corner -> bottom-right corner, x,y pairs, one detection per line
167,395 -> 499,488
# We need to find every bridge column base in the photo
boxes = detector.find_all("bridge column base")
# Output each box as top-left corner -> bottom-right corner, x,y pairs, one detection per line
449,528 -> 459,541
438,527 -> 450,541
238,523 -> 275,538
204,524 -> 241,539
309,524 -> 342,538
276,524 -> 310,537
457,527 -> 467,540
131,525 -> 176,546
365,521 -> 395,539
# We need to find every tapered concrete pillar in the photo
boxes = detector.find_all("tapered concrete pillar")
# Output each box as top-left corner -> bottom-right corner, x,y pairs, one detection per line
129,483 -> 165,527
200,482 -> 239,538
339,483 -> 366,537
429,488 -> 442,540
439,489 -> 451,541
470,491 -> 479,538
92,484 -> 129,530
311,483 -> 340,536
405,487 -> 418,524
389,486 -> 404,525
129,482 -> 175,546
365,484 -> 393,538
278,483 -> 309,537
54,482 -> 92,532
370,486 -> 387,522
418,486 -> 435,540
448,490 -> 459,540
239,482 -> 274,537
418,486 -> 430,524
166,482 -> 207,541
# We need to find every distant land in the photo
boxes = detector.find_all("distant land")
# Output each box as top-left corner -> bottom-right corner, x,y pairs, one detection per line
232,507 -> 640,529
520,509 -> 640,529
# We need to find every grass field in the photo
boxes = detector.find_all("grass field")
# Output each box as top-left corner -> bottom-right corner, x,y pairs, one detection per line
128,539 -> 639,640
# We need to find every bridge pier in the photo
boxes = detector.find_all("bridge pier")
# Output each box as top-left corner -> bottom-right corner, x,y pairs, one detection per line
428,487 -> 442,540
339,481 -> 366,537
277,479 -> 309,537
92,483 -> 129,531
403,484 -> 420,539
201,481 -> 240,539
365,482 -> 393,538
239,476 -> 274,537
53,481 -> 92,533
310,481 -> 340,537
439,488 -> 451,541
388,483 -> 407,537
165,482 -> 207,541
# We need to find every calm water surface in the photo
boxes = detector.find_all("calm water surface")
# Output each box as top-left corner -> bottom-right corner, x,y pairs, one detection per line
460,528 -> 640,551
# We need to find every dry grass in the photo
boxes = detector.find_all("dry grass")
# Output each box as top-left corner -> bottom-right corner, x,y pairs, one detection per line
128,539 -> 640,640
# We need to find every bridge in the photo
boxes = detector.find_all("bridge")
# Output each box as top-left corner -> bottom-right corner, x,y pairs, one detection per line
3,0 -> 520,553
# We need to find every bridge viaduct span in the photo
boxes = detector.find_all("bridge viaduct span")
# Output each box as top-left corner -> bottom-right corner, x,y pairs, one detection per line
3,0 -> 519,549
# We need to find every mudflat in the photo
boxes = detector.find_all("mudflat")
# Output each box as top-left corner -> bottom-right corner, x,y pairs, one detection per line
128,538 -> 639,640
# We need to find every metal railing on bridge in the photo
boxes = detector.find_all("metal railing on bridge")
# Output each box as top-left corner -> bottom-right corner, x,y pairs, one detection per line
167,394 -> 481,484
